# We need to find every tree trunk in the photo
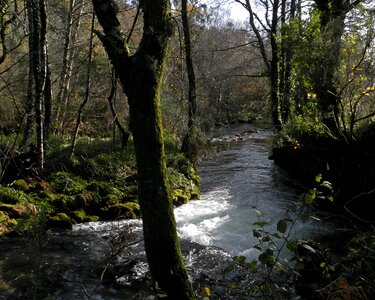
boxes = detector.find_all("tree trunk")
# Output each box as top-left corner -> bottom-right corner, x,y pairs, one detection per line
22,0 -> 49,171
181,0 -> 197,161
107,69 -> 130,148
280,0 -> 296,123
54,0 -> 84,135
92,0 -> 195,298
270,0 -> 282,129
240,0 -> 281,129
312,0 -> 358,135
70,12 -> 94,157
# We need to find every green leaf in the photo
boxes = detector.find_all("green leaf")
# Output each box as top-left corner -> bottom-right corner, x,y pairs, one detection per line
295,262 -> 305,270
287,241 -> 298,252
288,203 -> 298,212
277,219 -> 288,233
200,287 -> 211,297
320,181 -> 333,190
248,260 -> 258,272
262,236 -> 271,242
315,174 -> 322,183
253,229 -> 262,238
276,267 -> 288,274
234,255 -> 246,264
327,195 -> 334,202
258,249 -> 274,266
253,221 -> 268,227
303,189 -> 317,203
300,213 -> 310,222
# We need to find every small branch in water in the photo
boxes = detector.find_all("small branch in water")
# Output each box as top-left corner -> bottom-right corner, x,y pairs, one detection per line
82,284 -> 92,299
100,238 -> 144,282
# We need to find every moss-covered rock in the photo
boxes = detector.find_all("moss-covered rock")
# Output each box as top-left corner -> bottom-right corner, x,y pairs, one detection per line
106,202 -> 141,220
167,167 -> 200,206
171,189 -> 190,205
71,209 -> 87,223
71,209 -> 99,223
49,172 -> 87,195
47,213 -> 73,230
0,203 -> 37,218
0,211 -> 18,235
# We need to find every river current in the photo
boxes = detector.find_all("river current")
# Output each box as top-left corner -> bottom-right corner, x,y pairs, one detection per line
0,124 -> 333,299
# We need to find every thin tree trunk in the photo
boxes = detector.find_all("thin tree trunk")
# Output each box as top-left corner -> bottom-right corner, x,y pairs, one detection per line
70,12 -> 95,157
92,0 -> 195,298
240,0 -> 281,129
181,0 -> 197,161
270,0 -> 281,129
35,0 -> 49,170
107,69 -> 130,148
54,0 -> 84,135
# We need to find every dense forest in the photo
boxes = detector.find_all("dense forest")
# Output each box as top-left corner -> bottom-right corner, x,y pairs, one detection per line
0,0 -> 375,299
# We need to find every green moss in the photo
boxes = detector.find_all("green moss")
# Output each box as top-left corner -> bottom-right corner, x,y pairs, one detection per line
106,202 -> 140,220
84,215 -> 100,222
167,167 -> 200,205
104,193 -> 120,205
0,211 -> 17,235
86,180 -> 122,198
47,213 -> 73,230
0,211 -> 7,223
12,179 -> 29,191
71,209 -> 86,223
171,189 -> 190,205
0,186 -> 32,204
70,209 -> 99,223
0,279 -> 10,291
49,172 -> 87,195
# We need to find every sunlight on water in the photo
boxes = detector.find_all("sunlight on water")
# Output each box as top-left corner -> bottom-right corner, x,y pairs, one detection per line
175,189 -> 233,245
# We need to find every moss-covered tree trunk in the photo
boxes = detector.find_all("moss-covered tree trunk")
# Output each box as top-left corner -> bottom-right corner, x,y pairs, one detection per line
92,0 -> 195,298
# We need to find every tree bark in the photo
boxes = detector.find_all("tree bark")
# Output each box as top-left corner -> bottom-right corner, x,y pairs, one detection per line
0,0 -> 17,65
107,69 -> 130,148
22,0 -> 49,171
181,0 -> 198,161
54,0 -> 84,135
92,0 -> 195,298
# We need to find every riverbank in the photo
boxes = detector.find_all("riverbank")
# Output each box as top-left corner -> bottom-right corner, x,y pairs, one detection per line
271,123 -> 375,222
0,139 -> 200,237
270,124 -> 375,299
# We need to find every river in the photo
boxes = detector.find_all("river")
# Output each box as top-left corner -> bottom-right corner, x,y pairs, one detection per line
175,124 -> 333,260
0,124 -> 333,299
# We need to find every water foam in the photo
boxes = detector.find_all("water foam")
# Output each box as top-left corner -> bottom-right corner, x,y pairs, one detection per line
175,188 -> 233,245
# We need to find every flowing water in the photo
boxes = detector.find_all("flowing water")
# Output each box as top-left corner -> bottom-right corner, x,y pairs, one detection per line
175,124 -> 332,261
0,124 -> 334,299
